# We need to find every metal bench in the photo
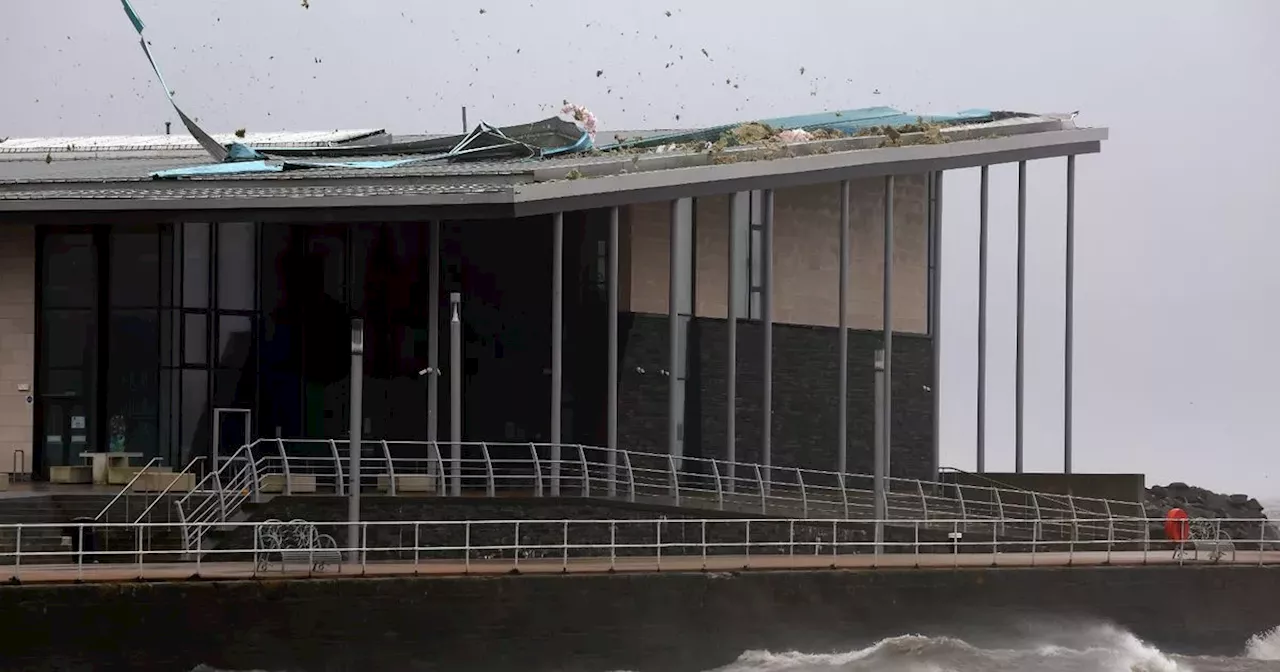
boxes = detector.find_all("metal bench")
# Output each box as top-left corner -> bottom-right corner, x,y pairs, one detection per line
255,518 -> 342,573
1174,520 -> 1236,563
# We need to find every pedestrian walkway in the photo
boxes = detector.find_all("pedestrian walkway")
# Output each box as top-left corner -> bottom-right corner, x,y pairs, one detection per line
6,549 -> 1277,585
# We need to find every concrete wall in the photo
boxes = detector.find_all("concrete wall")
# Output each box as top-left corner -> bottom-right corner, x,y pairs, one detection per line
617,315 -> 934,480
0,566 -> 1274,672
0,225 -> 35,478
625,176 -> 929,332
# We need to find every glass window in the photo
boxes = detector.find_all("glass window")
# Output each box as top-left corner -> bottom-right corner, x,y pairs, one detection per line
183,313 -> 207,365
44,369 -> 88,397
217,222 -> 256,310
216,314 -> 253,369
42,310 -> 95,369
110,229 -> 160,307
41,233 -> 95,309
182,222 -> 210,308
180,369 -> 209,462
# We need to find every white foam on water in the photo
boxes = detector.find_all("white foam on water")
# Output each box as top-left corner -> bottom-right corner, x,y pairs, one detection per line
1246,627 -> 1280,660
706,624 -> 1192,672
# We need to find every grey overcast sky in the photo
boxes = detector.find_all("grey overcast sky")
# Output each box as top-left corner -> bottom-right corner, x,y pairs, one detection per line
5,0 -> 1278,496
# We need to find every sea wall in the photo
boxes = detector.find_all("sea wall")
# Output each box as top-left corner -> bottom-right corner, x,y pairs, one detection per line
0,566 -> 1276,672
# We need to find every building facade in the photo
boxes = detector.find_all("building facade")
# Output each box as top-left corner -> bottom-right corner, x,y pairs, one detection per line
0,112 -> 1105,483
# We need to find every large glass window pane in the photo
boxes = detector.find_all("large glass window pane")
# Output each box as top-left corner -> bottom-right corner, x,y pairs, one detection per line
217,314 -> 254,369
217,222 -> 256,310
110,229 -> 160,307
42,310 -> 95,369
308,231 -> 346,304
41,233 -> 95,309
105,310 -> 160,456
182,222 -> 210,308
183,313 -> 207,365
180,369 -> 209,463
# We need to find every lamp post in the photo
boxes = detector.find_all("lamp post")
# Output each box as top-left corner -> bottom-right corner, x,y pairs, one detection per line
348,318 -> 364,559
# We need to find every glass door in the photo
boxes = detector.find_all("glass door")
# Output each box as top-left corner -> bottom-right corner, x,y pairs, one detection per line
40,395 -> 92,475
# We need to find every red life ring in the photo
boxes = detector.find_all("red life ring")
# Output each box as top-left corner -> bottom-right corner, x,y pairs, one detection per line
1164,508 -> 1190,542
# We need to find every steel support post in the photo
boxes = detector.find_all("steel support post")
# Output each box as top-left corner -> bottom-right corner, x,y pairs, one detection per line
873,349 -> 886,550
930,171 -> 944,479
1064,155 -> 1076,475
882,175 -> 894,478
1016,161 -> 1027,473
727,193 -> 744,490
607,207 -> 620,496
977,166 -> 989,473
551,212 -> 564,496
450,293 -> 462,497
837,180 -> 850,475
762,189 -> 775,487
347,319 -> 364,558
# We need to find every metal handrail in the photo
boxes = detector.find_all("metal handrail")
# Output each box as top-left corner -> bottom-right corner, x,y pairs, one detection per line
171,439 -> 1153,553
133,456 -> 207,524
0,515 -> 1271,582
93,457 -> 163,522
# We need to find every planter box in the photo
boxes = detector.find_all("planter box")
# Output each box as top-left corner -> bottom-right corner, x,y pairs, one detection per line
376,474 -> 437,494
261,474 -> 317,494
128,472 -> 196,493
106,466 -> 172,486
50,465 -> 94,484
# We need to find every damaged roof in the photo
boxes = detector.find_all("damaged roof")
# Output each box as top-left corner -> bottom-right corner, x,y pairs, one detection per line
0,0 -> 1106,217
0,110 -> 1106,218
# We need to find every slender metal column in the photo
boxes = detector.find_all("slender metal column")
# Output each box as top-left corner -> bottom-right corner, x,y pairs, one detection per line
727,193 -> 744,488
607,207 -> 619,496
347,319 -> 364,557
427,221 -> 440,469
668,200 -> 681,462
551,212 -> 564,496
1015,161 -> 1027,473
930,171 -> 944,479
882,176 -> 894,478
977,166 -> 990,473
1064,155 -> 1076,475
761,189 -> 775,487
449,293 -> 462,497
837,181 -> 850,475
873,348 -> 886,545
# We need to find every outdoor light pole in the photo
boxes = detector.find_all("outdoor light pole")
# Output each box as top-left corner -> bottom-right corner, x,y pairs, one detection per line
450,292 -> 462,497
873,349 -> 886,551
347,318 -> 364,559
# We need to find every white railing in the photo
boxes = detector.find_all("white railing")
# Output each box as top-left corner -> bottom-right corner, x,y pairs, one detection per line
0,517 -> 1272,582
171,439 -> 1152,554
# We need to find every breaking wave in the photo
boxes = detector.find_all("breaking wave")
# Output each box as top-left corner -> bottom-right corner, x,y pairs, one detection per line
707,624 -> 1280,672
1246,627 -> 1280,661
190,625 -> 1280,672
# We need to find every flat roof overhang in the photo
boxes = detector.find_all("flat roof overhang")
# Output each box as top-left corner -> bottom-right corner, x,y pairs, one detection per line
0,126 -> 1106,224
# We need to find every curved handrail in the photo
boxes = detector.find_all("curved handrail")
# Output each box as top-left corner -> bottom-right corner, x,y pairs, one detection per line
134,456 -> 207,523
93,457 -> 163,522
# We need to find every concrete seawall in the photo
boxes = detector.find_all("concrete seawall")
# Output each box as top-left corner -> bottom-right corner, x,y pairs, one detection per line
0,566 -> 1277,671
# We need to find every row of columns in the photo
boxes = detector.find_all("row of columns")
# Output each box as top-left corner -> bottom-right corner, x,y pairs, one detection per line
412,158 -> 1079,496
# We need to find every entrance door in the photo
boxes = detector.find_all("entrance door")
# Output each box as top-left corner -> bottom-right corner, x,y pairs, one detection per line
40,396 -> 92,476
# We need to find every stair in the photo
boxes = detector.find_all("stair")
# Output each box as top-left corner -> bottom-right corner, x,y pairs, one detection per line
0,493 -> 190,565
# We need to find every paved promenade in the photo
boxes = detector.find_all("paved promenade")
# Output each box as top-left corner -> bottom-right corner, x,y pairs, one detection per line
4,549 -> 1277,584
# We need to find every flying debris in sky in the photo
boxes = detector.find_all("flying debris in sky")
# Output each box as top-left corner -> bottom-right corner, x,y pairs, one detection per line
300,0 -> 309,8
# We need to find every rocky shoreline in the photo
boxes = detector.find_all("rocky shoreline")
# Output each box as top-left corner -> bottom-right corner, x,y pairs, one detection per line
1145,482 -> 1278,545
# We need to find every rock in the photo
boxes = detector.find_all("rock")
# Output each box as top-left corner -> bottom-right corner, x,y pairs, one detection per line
1229,494 -> 1249,505
1168,482 -> 1189,491
1150,485 -> 1168,498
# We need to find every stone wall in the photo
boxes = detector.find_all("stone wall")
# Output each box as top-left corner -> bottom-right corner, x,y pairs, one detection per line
0,224 -> 35,478
618,313 -> 933,479
0,566 -> 1275,671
